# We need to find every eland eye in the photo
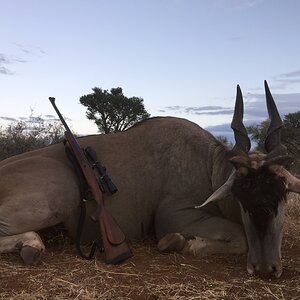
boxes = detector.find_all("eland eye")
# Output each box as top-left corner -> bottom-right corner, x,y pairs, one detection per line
264,179 -> 272,185
242,179 -> 253,190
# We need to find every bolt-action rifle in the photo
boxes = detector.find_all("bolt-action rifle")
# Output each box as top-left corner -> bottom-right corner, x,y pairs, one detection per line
49,97 -> 132,264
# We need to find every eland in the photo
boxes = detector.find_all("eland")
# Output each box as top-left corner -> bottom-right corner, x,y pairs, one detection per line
0,81 -> 299,277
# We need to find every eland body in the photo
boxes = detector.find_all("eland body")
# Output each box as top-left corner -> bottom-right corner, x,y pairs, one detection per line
0,81 -> 299,277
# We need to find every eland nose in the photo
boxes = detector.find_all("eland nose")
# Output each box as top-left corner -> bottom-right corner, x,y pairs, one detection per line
249,263 -> 282,278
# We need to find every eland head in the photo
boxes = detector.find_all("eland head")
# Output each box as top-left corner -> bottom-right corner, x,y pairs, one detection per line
200,81 -> 300,278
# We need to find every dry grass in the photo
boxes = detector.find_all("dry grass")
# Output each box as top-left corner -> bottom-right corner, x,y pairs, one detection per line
284,193 -> 300,248
0,195 -> 299,300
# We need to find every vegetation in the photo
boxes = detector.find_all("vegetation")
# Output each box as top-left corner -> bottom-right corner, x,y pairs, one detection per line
0,115 -> 64,161
281,111 -> 300,159
247,111 -> 300,159
79,87 -> 150,134
216,135 -> 233,147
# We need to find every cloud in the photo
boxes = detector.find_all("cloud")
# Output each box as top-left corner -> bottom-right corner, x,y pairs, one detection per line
0,114 -> 64,126
0,53 -> 27,64
0,116 -> 17,122
194,109 -> 234,116
165,105 -> 184,111
0,53 -> 27,75
205,123 -> 233,142
0,66 -> 14,75
164,105 -> 233,115
13,43 -> 30,54
272,69 -> 300,89
205,119 -> 258,143
36,47 -> 46,55
203,91 -> 298,127
206,89 -> 300,145
13,43 -> 46,56
206,91 -> 299,142
185,106 -> 228,113
244,92 -> 300,120
276,70 -> 300,78
44,114 -> 57,119
0,54 -> 10,64
0,43 -> 45,76
164,91 -> 299,121
206,123 -> 231,134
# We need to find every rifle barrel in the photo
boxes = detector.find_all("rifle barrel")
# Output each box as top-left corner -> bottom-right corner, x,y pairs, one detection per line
49,97 -> 72,133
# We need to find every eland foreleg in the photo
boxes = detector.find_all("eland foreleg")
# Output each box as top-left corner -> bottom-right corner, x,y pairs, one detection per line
0,231 -> 45,264
156,205 -> 247,256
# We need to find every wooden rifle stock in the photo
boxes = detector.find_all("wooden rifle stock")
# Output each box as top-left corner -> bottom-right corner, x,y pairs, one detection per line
49,97 -> 132,264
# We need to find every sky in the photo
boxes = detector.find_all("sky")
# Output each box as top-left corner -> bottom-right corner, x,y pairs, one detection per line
1,0 -> 300,141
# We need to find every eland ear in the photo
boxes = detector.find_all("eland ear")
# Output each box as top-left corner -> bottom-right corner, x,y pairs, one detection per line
195,171 -> 235,209
270,167 -> 300,194
284,170 -> 300,194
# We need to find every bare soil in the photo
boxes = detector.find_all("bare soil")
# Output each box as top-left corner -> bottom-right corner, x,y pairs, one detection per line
1,196 -> 299,300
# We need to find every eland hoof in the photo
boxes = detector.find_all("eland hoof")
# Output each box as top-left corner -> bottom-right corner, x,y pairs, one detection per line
157,233 -> 186,253
20,245 -> 43,265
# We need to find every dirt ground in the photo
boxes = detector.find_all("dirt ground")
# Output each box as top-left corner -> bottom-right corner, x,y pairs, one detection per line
0,196 -> 299,300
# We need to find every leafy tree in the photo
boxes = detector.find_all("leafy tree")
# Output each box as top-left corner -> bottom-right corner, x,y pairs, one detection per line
79,87 -> 150,134
247,111 -> 300,159
282,112 -> 300,158
246,120 -> 270,152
